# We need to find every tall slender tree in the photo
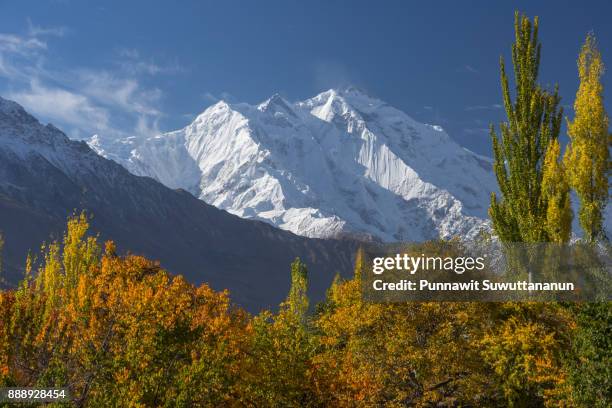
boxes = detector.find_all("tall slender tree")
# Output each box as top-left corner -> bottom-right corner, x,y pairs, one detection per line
287,257 -> 309,323
542,139 -> 573,243
489,11 -> 566,243
564,36 -> 612,408
565,33 -> 611,242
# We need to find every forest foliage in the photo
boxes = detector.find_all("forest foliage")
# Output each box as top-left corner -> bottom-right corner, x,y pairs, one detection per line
0,214 -> 586,407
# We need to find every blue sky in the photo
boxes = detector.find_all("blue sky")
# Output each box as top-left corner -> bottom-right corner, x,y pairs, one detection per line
0,0 -> 610,156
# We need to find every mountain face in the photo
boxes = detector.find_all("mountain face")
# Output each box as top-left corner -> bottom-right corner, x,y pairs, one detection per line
0,96 -> 356,311
93,88 -> 499,242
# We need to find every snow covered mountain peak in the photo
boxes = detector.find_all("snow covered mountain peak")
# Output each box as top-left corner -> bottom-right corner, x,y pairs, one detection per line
91,89 -> 500,242
315,86 -> 379,104
0,95 -> 78,153
301,87 -> 379,125
0,97 -> 128,190
0,95 -> 42,131
257,93 -> 294,113
0,96 -> 23,115
191,100 -> 232,123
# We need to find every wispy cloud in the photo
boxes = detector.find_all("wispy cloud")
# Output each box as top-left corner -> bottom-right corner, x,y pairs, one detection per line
202,91 -> 235,103
0,20 -> 178,141
464,104 -> 502,111
457,64 -> 479,74
313,60 -> 361,91
0,33 -> 47,80
134,114 -> 160,137
0,33 -> 46,54
76,69 -> 162,115
26,18 -> 68,38
0,30 -> 49,82
202,92 -> 218,103
7,80 -> 110,133
463,127 -> 490,135
117,48 -> 140,59
115,47 -> 184,76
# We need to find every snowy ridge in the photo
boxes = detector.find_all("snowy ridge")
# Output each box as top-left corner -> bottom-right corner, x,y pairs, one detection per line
0,96 -> 104,180
91,88 -> 502,241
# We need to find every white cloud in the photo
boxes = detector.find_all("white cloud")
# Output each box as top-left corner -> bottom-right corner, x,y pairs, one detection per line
76,70 -> 162,115
0,32 -> 48,82
313,60 -> 361,91
117,48 -> 140,59
0,20 -> 65,80
463,127 -> 490,135
26,19 -> 67,38
0,24 -> 171,141
457,64 -> 479,74
115,47 -> 184,76
0,33 -> 46,54
465,104 -> 502,111
220,92 -> 234,101
135,115 -> 160,137
7,80 -> 110,133
202,91 -> 234,103
202,92 -> 218,102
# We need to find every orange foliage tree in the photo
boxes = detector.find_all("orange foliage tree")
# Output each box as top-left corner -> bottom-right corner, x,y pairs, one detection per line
0,213 -> 251,406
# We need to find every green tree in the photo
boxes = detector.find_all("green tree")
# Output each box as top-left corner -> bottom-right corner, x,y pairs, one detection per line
565,33 -> 611,242
245,258 -> 319,407
567,303 -> 612,407
489,11 -> 565,243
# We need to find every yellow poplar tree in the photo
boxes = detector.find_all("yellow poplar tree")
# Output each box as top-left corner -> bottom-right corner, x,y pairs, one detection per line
542,139 -> 572,243
565,33 -> 611,242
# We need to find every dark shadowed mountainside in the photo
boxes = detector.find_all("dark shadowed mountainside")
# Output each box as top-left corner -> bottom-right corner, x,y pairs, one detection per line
0,96 -> 357,311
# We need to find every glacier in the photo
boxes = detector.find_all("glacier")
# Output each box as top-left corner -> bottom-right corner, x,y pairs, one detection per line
90,87 -> 501,242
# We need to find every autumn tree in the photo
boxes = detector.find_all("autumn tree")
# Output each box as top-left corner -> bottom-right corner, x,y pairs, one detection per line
244,258 -> 319,407
565,33 -> 611,242
555,33 -> 611,408
479,302 -> 574,406
489,12 -> 567,243
0,214 -> 251,407
287,257 -> 309,323
542,139 -> 573,243
312,255 -> 575,406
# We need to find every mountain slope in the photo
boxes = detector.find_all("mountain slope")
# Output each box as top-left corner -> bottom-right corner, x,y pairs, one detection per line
94,88 -> 499,242
0,96 -> 356,311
